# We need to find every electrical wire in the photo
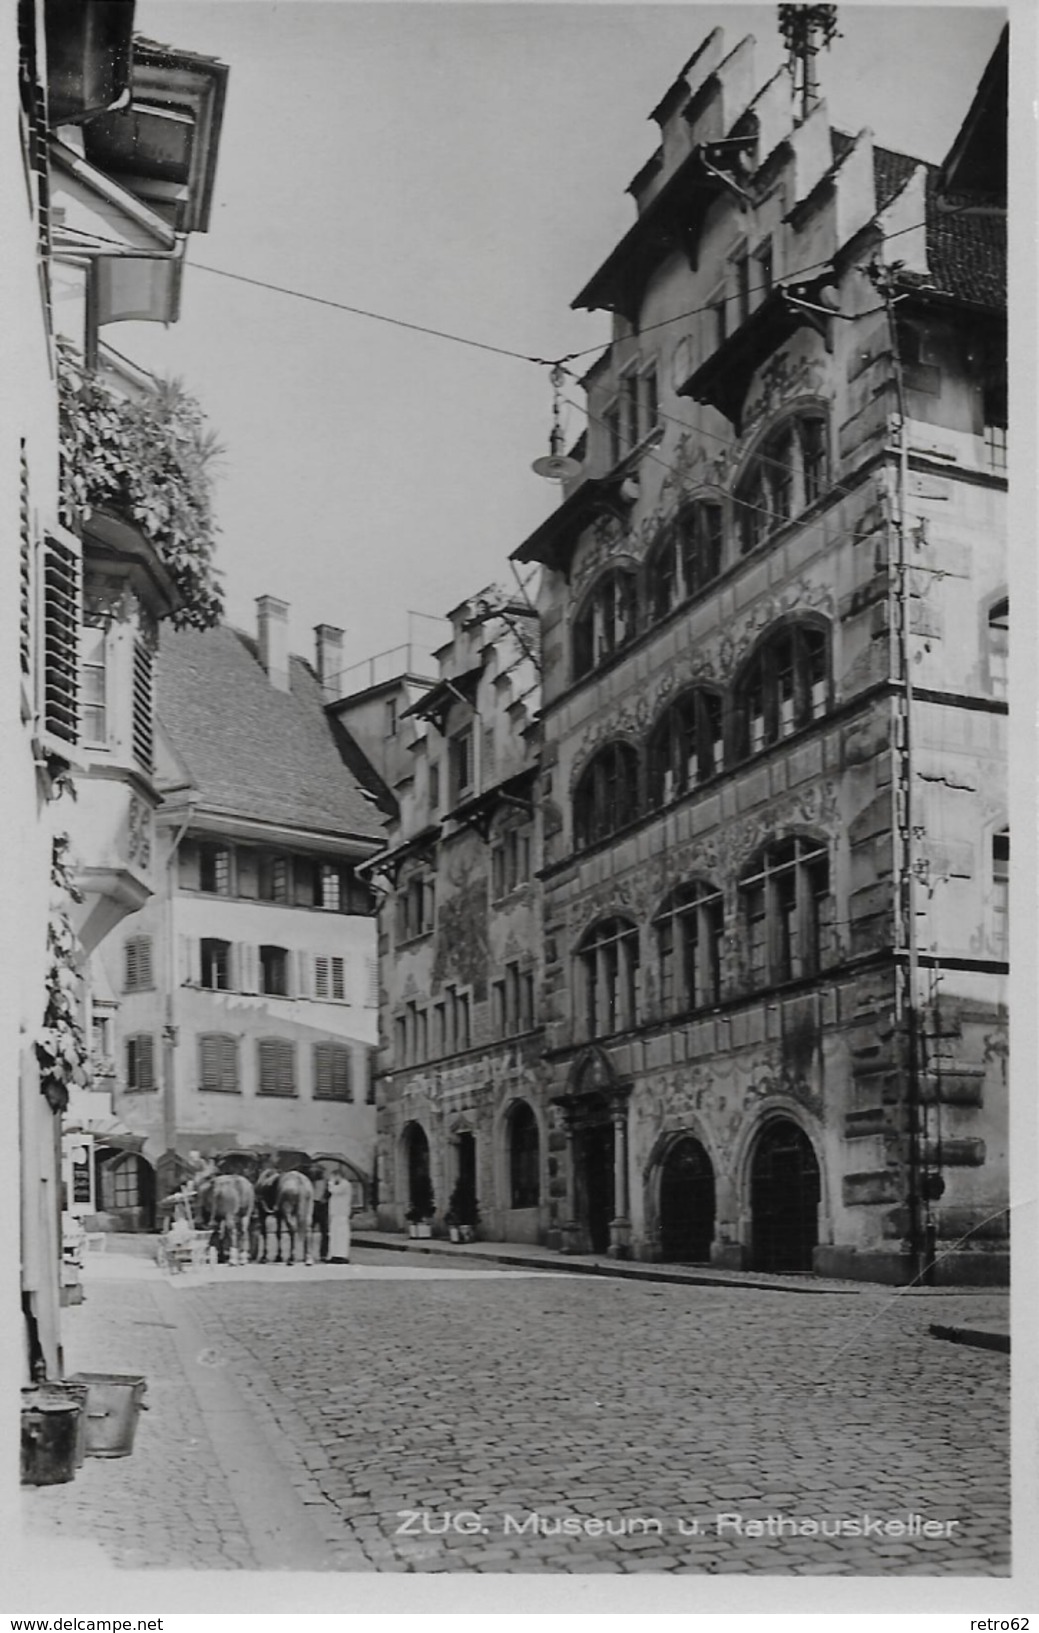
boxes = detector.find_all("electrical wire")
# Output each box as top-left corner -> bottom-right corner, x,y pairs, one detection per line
56,216 -> 937,376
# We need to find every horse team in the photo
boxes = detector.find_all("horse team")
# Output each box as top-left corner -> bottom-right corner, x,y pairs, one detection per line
191,1163 -> 316,1266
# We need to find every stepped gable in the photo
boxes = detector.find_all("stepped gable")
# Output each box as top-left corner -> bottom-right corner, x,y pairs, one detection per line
157,623 -> 385,840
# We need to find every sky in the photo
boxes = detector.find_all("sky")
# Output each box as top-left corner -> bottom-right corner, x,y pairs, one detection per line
120,0 -> 1008,682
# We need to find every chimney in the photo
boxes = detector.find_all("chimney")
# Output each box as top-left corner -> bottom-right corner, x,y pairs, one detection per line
315,624 -> 344,702
256,595 -> 290,691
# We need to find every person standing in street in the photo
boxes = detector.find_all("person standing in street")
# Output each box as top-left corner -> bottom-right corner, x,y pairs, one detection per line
327,1173 -> 352,1263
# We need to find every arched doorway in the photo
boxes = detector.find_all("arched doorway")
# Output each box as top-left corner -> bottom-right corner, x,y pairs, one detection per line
403,1123 -> 432,1217
750,1119 -> 820,1273
659,1136 -> 716,1263
96,1150 -> 156,1231
574,1095 -> 614,1255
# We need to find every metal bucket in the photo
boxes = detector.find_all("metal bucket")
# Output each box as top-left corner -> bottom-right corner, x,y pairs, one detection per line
34,1381 -> 89,1466
69,1372 -> 148,1458
21,1392 -> 82,1485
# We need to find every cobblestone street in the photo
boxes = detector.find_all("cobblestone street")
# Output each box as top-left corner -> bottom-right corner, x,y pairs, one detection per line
23,1247 -> 1010,1577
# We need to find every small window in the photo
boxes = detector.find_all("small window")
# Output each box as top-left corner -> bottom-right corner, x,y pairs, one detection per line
259,944 -> 289,997
454,990 -> 471,1052
258,1038 -> 296,1096
258,853 -> 288,902
124,936 -> 153,992
988,598 -> 1008,698
314,1042 -> 353,1101
992,829 -> 1009,958
199,1033 -> 239,1093
448,726 -> 474,805
385,696 -> 398,737
200,937 -> 231,991
755,237 -> 774,299
398,873 -> 435,940
80,620 -> 107,747
428,762 -> 440,811
641,366 -> 659,440
320,863 -> 341,912
125,1033 -> 155,1091
199,843 -> 231,896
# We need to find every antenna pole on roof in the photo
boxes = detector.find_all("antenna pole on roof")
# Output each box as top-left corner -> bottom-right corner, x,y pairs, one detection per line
778,4 -> 840,121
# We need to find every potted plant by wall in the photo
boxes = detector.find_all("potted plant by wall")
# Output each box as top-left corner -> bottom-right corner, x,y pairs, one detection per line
445,1178 -> 479,1244
405,1173 -> 435,1239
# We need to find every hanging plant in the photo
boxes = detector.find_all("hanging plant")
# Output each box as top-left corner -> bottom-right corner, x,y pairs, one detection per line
35,835 -> 88,1115
56,340 -> 224,630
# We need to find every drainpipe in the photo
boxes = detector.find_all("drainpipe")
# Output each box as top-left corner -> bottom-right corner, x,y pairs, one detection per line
877,270 -> 925,1283
161,803 -> 196,1171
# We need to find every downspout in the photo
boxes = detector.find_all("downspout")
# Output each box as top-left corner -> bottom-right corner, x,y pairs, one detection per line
878,271 -> 925,1284
161,802 -> 196,1167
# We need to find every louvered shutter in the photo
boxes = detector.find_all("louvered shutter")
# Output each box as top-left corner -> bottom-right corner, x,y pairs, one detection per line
139,1034 -> 155,1090
42,532 -> 80,744
19,443 -> 32,680
313,1043 -> 351,1101
258,1038 -> 295,1096
132,641 -> 155,771
125,939 -> 138,992
366,958 -> 379,1008
314,956 -> 329,999
331,957 -> 345,1002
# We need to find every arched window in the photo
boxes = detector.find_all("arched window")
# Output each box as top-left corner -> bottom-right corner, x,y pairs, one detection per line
647,501 -> 723,622
735,621 -> 828,757
653,882 -> 724,1015
739,838 -> 832,989
648,688 -> 724,806
573,741 -> 640,849
572,568 -> 638,679
508,1102 -> 540,1209
988,598 -> 1008,698
736,412 -> 828,554
578,917 -> 640,1037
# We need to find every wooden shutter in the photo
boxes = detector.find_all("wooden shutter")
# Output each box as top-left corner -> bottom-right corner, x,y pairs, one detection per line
258,1038 -> 295,1095
314,956 -> 329,999
132,641 -> 154,771
366,959 -> 379,1008
313,1042 -> 352,1101
19,442 -> 32,680
125,939 -> 139,992
42,532 -> 80,744
331,957 -> 345,1002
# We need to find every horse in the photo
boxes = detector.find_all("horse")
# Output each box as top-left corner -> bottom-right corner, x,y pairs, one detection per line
254,1167 -> 315,1265
192,1166 -> 254,1265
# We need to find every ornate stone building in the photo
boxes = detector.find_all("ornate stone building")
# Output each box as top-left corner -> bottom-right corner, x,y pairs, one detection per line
512,25 -> 1007,1282
369,590 -> 546,1242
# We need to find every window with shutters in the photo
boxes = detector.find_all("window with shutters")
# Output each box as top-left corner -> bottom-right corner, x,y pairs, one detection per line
313,1042 -> 353,1101
257,1037 -> 296,1096
80,620 -> 108,746
200,937 -> 231,991
42,532 -> 81,745
314,955 -> 346,1001
124,936 -> 154,992
125,1033 -> 155,1091
198,1032 -> 239,1093
259,944 -> 289,997
132,641 -> 154,771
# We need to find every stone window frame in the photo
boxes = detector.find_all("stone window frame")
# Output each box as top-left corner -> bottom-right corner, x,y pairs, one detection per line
572,738 -> 641,851
737,835 -> 833,991
576,915 -> 641,1039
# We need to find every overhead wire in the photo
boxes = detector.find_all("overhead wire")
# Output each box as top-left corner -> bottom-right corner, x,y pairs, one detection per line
56,216 -> 935,376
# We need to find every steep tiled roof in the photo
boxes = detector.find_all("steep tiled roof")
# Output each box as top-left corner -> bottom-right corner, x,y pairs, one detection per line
157,624 -> 386,841
872,142 -> 1006,310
